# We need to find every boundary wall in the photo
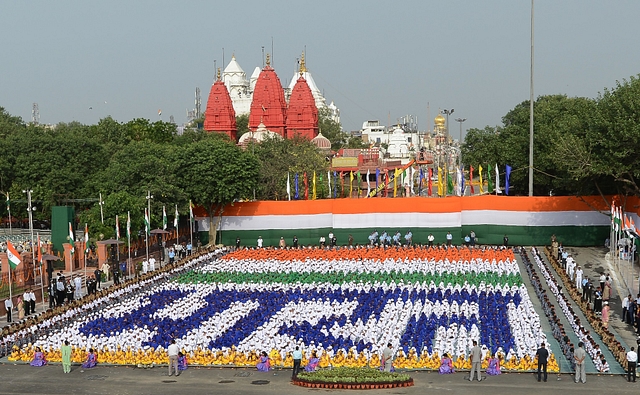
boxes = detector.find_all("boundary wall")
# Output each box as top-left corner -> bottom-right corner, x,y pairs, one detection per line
218,195 -> 619,248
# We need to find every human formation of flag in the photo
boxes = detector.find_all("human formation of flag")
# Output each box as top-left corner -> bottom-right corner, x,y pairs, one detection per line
282,164 -> 512,199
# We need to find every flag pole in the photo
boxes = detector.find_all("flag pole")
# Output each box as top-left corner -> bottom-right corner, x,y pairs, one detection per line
38,232 -> 45,309
84,224 -> 88,295
145,208 -> 149,265
127,211 -> 131,279
175,205 -> 179,250
6,193 -> 12,236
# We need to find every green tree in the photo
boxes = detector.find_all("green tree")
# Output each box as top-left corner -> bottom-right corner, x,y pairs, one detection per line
236,114 -> 250,141
177,135 -> 259,244
251,135 -> 328,200
318,108 -> 346,150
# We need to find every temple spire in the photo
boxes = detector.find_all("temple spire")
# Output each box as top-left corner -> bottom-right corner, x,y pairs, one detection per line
299,51 -> 307,73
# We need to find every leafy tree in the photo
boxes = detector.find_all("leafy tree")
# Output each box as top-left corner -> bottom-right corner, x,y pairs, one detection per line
236,114 -> 250,141
251,135 -> 328,200
177,135 -> 259,244
318,108 -> 346,151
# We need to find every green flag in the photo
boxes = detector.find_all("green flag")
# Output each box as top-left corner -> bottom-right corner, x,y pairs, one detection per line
487,165 -> 494,193
447,171 -> 454,195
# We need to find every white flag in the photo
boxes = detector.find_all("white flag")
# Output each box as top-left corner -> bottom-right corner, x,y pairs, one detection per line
286,173 -> 291,201
495,164 -> 501,194
174,205 -> 179,228
327,171 -> 331,198
366,168 -> 371,196
68,222 -> 75,254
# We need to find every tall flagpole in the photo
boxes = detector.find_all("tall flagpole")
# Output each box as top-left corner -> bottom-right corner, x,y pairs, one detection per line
174,205 -> 179,248
84,224 -> 88,294
38,233 -> 44,308
6,192 -> 11,236
146,191 -> 153,264
127,211 -> 131,279
189,200 -> 194,253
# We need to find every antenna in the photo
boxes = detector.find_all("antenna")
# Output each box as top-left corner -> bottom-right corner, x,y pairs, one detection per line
31,103 -> 39,125
271,37 -> 274,66
195,87 -> 201,118
261,46 -> 265,67
222,47 -> 225,69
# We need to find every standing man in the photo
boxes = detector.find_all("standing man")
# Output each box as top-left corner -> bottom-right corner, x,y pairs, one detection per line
61,340 -> 72,373
382,343 -> 394,372
23,289 -> 31,316
257,236 -> 263,248
428,233 -> 435,248
574,341 -> 586,383
279,237 -> 286,248
536,343 -> 549,382
235,236 -> 241,249
627,346 -> 637,382
28,289 -> 36,315
186,242 -> 192,256
503,234 -> 509,247
348,234 -> 354,246
292,235 -> 299,248
292,346 -> 302,379
74,276 -> 83,299
469,340 -> 482,381
446,232 -> 453,246
4,297 -> 13,323
623,294 -> 631,324
168,339 -> 180,377
470,230 -> 476,247
94,267 -> 102,289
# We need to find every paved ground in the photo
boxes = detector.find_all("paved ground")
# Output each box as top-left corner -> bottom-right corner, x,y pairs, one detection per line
0,363 -> 636,395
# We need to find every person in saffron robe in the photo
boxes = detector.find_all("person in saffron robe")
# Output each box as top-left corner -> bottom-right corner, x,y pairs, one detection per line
602,301 -> 610,329
486,353 -> 501,375
82,348 -> 97,369
256,351 -> 270,372
178,351 -> 188,371
30,346 -> 47,367
438,353 -> 454,374
305,351 -> 319,372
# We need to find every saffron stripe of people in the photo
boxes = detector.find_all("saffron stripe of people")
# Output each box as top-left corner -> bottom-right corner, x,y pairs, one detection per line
9,247 -> 560,371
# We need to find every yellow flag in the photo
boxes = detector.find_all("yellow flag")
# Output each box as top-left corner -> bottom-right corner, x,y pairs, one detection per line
437,167 -> 444,196
349,171 -> 354,197
478,165 -> 484,194
312,171 -> 317,200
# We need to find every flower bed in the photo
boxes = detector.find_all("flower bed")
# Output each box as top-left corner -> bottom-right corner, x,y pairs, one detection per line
293,367 -> 413,389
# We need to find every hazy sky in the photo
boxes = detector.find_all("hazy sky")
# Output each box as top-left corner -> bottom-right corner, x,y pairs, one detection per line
1,1 -> 639,134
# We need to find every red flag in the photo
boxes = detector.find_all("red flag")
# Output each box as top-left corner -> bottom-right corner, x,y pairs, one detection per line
37,234 -> 42,265
340,172 -> 345,198
469,166 -> 475,194
384,169 -> 389,197
428,168 -> 433,197
303,172 -> 309,200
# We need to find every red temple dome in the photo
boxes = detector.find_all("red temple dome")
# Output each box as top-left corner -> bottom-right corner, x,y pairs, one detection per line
249,54 -> 287,137
204,69 -> 237,141
286,74 -> 318,140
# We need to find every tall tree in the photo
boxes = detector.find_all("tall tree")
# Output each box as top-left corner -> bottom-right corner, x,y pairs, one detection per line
177,134 -> 259,244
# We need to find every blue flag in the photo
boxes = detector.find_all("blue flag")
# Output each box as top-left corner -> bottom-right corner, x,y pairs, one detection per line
460,165 -> 465,196
418,168 -> 424,195
375,168 -> 380,191
333,171 -> 338,198
505,165 -> 512,195
294,173 -> 299,200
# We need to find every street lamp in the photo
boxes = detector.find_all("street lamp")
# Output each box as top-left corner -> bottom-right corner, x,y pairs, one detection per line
442,109 -> 454,142
98,193 -> 104,224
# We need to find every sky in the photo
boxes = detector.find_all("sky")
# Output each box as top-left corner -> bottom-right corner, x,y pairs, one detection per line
1,1 -> 639,135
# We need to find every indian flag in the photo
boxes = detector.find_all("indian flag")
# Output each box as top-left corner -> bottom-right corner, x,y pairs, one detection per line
69,222 -> 75,255
163,206 -> 168,230
84,223 -> 90,254
144,208 -> 150,235
6,240 -> 21,269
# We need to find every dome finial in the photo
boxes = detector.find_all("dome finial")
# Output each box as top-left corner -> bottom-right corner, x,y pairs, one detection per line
299,51 -> 307,74
266,53 -> 271,67
216,67 -> 221,81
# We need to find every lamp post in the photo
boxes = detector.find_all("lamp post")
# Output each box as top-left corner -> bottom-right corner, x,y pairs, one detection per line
442,109 -> 454,143
455,118 -> 466,168
98,193 -> 104,224
22,189 -> 36,283
146,191 -> 153,263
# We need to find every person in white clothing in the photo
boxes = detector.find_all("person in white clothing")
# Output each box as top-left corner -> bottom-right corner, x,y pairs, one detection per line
575,266 -> 583,291
257,236 -> 263,248
167,339 -> 180,376
4,298 -> 13,323
74,276 -> 83,299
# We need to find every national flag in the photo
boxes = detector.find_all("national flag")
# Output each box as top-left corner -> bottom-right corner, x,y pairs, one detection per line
356,171 -> 361,197
478,165 -> 484,194
84,223 -> 90,254
469,166 -> 475,194
487,165 -> 494,194
127,211 -> 132,239
366,169 -> 371,196
68,222 -> 75,255
495,164 -> 501,194
144,208 -> 151,236
162,206 -> 168,230
294,173 -> 299,200
6,240 -> 21,269
115,215 -> 121,239
286,173 -> 291,201
173,206 -> 178,228
312,171 -> 317,200
189,200 -> 194,224
505,165 -> 512,196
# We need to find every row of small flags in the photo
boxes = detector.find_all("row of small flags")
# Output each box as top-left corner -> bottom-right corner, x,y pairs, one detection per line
284,165 -> 513,199
611,203 -> 639,238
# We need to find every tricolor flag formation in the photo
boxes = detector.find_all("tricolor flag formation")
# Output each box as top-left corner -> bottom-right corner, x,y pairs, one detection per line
30,247 -> 558,372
